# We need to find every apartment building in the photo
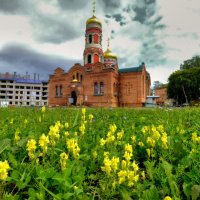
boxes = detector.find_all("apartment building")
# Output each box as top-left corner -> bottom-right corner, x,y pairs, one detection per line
0,72 -> 48,107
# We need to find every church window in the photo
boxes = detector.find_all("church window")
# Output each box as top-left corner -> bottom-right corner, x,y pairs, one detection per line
88,54 -> 92,64
56,85 -> 59,96
100,82 -> 104,94
80,75 -> 83,82
94,54 -> 99,63
60,85 -> 63,96
89,34 -> 92,44
76,73 -> 79,81
94,82 -> 98,95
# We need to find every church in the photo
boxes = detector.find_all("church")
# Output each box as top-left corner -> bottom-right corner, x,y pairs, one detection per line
48,6 -> 151,107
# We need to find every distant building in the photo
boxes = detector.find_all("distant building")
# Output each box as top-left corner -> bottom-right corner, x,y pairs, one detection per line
48,8 -> 151,107
155,86 -> 167,106
0,72 -> 48,107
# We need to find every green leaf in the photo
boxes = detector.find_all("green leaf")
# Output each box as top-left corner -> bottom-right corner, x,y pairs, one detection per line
191,185 -> 200,200
141,186 -> 159,200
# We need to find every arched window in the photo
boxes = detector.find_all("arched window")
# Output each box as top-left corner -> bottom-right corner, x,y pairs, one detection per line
56,85 -> 58,96
88,54 -> 92,64
80,75 -> 83,82
60,85 -> 62,96
89,34 -> 92,44
94,54 -> 99,63
76,73 -> 79,81
73,75 -> 75,80
94,82 -> 98,95
100,82 -> 104,95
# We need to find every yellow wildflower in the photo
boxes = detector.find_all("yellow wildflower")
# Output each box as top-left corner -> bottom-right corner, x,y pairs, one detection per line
124,151 -> 132,161
141,126 -> 149,134
41,106 -> 45,113
88,114 -> 93,122
60,152 -> 68,171
132,161 -> 139,172
101,157 -> 112,175
82,108 -> 86,115
109,124 -> 117,133
163,196 -> 172,200
146,148 -> 151,157
26,139 -> 37,160
92,151 -> 97,159
100,138 -> 106,146
161,132 -> 168,149
111,157 -> 119,172
117,130 -> 124,140
138,141 -> 144,147
64,122 -> 69,129
66,138 -> 80,159
125,143 -> 133,153
118,170 -> 127,184
131,136 -> 136,143
0,160 -> 10,180
64,131 -> 69,136
141,171 -> 145,180
146,137 -> 155,147
14,130 -> 20,142
104,151 -> 110,157
121,160 -> 127,170
79,123 -> 85,135
39,134 -> 49,153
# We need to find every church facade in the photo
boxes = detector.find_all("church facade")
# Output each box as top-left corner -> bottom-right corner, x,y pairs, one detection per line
48,12 -> 151,107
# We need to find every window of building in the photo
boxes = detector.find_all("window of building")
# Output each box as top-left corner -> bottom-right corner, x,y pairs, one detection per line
88,54 -> 92,64
76,73 -> 79,81
80,75 -> 83,82
89,34 -> 92,43
60,85 -> 63,96
56,86 -> 59,96
100,82 -> 104,95
94,82 -> 98,95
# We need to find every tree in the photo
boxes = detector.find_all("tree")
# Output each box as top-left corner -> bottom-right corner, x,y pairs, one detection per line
180,56 -> 200,70
153,81 -> 163,89
167,67 -> 200,104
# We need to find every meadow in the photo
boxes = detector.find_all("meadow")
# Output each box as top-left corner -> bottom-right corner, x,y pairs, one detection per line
0,107 -> 200,200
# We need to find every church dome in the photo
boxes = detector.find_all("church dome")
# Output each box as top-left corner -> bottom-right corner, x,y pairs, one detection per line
104,49 -> 117,59
86,15 -> 102,26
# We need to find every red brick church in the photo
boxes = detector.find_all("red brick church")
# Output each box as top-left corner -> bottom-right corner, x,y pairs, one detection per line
48,7 -> 151,107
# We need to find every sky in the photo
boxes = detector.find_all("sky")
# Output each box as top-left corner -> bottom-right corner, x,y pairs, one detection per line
0,0 -> 200,84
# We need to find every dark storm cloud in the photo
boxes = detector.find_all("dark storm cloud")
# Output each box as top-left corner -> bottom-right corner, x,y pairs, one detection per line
0,43 -> 79,79
101,0 -> 122,9
57,0 -> 87,10
31,13 -> 80,44
0,0 -> 82,44
0,0 -> 31,14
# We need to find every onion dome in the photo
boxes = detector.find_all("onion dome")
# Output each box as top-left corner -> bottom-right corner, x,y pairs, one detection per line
86,15 -> 102,26
104,48 -> 117,60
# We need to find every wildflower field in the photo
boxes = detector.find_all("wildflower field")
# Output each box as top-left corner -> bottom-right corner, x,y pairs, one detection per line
0,107 -> 200,200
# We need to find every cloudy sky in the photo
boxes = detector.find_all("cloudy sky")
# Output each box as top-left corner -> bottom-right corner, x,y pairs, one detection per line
0,0 -> 200,84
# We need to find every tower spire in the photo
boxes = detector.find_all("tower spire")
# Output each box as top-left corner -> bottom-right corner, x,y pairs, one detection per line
93,0 -> 96,16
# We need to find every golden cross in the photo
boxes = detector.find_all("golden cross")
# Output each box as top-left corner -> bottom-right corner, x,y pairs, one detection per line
107,38 -> 110,49
93,0 -> 96,16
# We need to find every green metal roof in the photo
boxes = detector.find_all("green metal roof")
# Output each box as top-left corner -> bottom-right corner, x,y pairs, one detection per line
118,65 -> 143,73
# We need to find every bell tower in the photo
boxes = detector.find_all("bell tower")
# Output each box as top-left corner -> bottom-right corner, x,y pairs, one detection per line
83,0 -> 103,68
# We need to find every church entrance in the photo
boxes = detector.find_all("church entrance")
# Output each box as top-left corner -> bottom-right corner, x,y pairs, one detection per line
71,91 -> 77,105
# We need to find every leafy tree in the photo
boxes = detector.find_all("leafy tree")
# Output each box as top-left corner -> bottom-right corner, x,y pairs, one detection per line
167,67 -> 200,104
180,56 -> 200,70
153,81 -> 163,89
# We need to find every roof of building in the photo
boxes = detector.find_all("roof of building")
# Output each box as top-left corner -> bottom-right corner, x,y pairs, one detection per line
118,65 -> 144,73
0,77 -> 48,84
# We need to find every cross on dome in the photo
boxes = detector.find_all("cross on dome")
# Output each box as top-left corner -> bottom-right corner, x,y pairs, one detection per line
93,0 -> 96,16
